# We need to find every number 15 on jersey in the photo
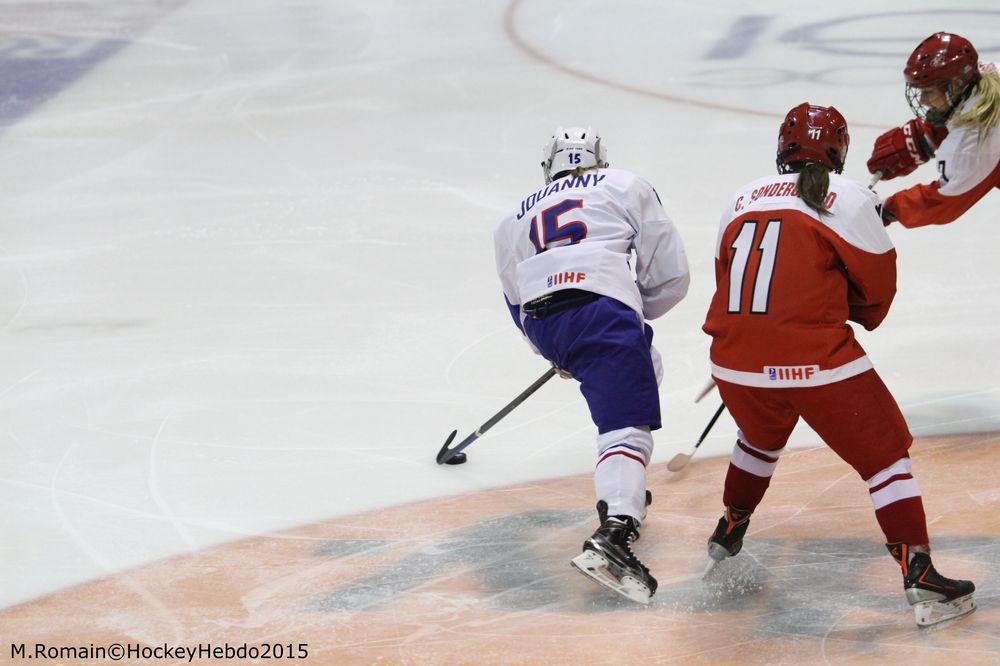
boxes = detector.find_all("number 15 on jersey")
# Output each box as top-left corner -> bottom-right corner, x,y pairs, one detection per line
529,199 -> 588,254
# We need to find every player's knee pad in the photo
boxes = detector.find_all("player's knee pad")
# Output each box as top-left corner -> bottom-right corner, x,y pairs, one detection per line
596,426 -> 653,467
729,430 -> 783,479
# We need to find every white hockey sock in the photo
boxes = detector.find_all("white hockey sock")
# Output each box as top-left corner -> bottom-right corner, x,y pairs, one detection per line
594,426 -> 653,522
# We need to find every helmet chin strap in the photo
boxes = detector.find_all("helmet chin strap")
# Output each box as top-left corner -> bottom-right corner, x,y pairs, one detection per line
945,74 -> 981,119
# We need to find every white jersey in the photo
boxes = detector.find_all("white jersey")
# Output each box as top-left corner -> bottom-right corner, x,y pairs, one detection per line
885,62 -> 1000,228
493,168 -> 689,322
936,63 -> 1000,197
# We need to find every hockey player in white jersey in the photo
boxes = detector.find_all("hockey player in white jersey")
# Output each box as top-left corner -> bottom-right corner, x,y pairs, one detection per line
493,127 -> 689,603
867,33 -> 999,227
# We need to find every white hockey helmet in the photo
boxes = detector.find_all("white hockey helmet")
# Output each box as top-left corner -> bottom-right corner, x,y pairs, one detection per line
541,126 -> 608,184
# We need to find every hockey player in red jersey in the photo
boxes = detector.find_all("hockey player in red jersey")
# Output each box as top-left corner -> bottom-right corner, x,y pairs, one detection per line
702,103 -> 975,626
868,32 -> 999,227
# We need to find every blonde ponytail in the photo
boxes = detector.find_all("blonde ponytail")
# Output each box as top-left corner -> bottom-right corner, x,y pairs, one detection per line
952,70 -> 1000,141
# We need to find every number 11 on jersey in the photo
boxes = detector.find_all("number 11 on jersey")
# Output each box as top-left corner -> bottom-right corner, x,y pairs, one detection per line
727,219 -> 781,314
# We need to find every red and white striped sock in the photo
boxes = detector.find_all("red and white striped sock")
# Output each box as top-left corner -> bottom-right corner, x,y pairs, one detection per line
866,457 -> 929,547
721,431 -> 783,512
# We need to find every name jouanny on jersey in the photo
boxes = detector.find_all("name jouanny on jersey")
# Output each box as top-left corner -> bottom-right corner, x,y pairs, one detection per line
516,174 -> 607,220
495,167 -> 690,322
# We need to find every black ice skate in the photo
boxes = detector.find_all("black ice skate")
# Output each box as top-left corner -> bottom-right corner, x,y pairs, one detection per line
597,490 -> 653,534
703,505 -> 751,577
887,543 -> 976,626
571,499 -> 657,604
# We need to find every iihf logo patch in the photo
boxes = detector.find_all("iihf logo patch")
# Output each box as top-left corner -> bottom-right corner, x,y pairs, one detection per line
545,271 -> 586,289
765,365 -> 819,381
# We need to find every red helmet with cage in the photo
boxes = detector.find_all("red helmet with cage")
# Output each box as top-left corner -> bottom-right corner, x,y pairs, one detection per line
776,103 -> 849,175
905,32 -> 979,86
904,32 -> 981,125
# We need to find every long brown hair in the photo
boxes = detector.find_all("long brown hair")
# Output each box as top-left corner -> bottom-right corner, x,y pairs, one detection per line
796,162 -> 831,215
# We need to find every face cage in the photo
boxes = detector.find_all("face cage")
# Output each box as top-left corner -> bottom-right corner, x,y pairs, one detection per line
905,77 -> 976,126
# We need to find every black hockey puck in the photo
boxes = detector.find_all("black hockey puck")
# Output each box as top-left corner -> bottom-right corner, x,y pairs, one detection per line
445,452 -> 467,465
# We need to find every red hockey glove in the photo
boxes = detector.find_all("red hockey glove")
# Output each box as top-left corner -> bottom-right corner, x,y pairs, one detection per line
867,119 -> 949,180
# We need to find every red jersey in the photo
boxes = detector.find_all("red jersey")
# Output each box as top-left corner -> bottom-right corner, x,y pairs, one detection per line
703,173 -> 897,388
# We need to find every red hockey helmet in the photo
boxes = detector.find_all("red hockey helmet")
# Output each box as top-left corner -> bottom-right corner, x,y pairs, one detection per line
903,32 -> 981,125
904,32 -> 979,87
776,103 -> 849,174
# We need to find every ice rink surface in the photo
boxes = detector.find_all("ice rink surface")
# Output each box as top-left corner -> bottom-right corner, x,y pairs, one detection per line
1,0 -> 999,653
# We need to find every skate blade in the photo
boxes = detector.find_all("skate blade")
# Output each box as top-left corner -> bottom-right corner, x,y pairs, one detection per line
701,544 -> 731,579
701,556 -> 721,580
571,551 -> 651,605
913,593 -> 976,627
707,542 -> 731,562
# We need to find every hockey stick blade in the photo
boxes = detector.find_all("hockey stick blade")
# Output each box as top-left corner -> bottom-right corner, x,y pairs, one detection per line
667,402 -> 727,474
436,430 -> 468,465
666,452 -> 692,473
435,367 -> 557,466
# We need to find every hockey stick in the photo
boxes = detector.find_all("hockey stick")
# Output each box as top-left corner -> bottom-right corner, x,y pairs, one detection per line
694,378 -> 717,403
869,171 -> 883,189
666,402 -> 727,473
436,367 -> 557,465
